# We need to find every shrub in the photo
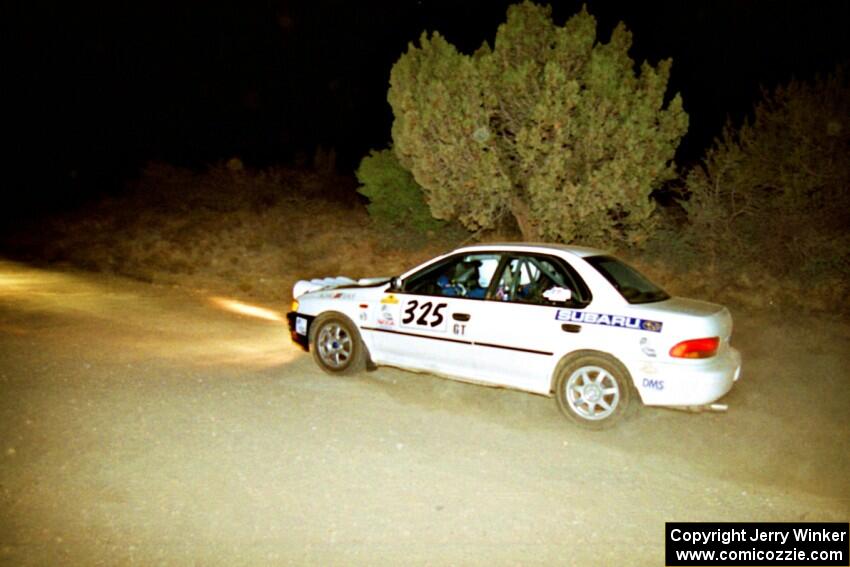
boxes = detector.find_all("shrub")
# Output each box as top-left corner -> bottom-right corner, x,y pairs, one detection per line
682,67 -> 850,279
355,148 -> 443,234
388,1 -> 688,246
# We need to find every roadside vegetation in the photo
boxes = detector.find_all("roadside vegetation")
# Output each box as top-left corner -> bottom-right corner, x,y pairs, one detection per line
668,68 -> 850,311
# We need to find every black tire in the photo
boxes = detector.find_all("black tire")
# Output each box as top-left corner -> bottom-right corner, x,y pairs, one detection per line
554,352 -> 633,430
309,312 -> 366,375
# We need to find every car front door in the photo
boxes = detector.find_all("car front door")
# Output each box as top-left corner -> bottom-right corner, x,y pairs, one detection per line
369,253 -> 502,381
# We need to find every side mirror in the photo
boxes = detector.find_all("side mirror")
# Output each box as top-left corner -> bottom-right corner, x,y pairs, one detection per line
391,276 -> 403,292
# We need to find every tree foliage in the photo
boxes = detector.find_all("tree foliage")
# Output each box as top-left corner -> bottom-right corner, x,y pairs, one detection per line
355,148 -> 443,234
388,1 -> 688,245
683,67 -> 850,276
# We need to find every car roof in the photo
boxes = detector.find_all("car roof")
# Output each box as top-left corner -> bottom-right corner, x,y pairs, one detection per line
452,242 -> 608,259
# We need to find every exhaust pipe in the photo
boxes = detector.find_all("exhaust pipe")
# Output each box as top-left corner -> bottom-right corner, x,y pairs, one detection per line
687,403 -> 728,413
670,403 -> 729,413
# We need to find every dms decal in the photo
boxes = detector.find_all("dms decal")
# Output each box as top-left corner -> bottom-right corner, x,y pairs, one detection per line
555,310 -> 663,333
641,378 -> 665,391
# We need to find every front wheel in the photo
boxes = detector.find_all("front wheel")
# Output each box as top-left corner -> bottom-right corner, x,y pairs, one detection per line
554,353 -> 633,429
310,313 -> 366,375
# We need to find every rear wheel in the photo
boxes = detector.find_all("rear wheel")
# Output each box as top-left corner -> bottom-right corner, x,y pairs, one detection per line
310,313 -> 366,375
554,353 -> 633,429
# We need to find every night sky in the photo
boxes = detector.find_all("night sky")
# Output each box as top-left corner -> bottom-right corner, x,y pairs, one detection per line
7,1 -> 850,217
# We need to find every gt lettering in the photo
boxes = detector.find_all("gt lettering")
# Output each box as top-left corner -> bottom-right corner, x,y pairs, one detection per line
402,300 -> 448,331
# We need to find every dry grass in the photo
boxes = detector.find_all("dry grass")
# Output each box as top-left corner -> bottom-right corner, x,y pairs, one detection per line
2,163 -> 460,303
2,161 -> 846,317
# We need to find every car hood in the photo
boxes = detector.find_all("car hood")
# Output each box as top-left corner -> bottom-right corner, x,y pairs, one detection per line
293,276 -> 392,298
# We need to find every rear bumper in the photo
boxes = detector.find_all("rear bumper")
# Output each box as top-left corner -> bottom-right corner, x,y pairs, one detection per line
286,312 -> 313,352
632,347 -> 742,406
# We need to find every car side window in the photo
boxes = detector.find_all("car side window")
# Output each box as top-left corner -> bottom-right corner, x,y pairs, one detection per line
492,255 -> 584,306
404,254 -> 501,299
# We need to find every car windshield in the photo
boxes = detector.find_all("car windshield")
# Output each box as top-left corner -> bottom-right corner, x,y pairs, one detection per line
585,255 -> 670,304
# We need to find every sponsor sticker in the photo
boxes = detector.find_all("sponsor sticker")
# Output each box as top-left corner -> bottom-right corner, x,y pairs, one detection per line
555,309 -> 663,333
381,294 -> 399,304
542,286 -> 572,303
295,316 -> 307,336
317,291 -> 355,300
640,337 -> 657,357
377,304 -> 395,327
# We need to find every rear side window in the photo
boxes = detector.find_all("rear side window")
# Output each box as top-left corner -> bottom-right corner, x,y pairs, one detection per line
585,255 -> 669,304
491,254 -> 591,307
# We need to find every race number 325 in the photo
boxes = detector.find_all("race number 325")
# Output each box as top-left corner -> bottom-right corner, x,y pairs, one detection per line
401,300 -> 447,331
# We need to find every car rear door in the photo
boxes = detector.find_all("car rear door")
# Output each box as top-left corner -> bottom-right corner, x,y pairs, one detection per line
469,254 -> 591,394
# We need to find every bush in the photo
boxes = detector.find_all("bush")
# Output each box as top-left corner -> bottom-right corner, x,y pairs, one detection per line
388,1 -> 688,246
682,67 -> 850,279
356,148 -> 443,234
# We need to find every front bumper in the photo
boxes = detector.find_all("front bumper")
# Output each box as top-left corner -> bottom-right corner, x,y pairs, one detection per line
286,312 -> 313,352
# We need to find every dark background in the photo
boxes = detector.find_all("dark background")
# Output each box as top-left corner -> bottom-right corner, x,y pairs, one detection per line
6,1 -> 850,218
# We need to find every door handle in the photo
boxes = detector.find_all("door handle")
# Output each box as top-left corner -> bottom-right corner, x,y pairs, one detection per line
453,313 -> 471,322
561,323 -> 581,333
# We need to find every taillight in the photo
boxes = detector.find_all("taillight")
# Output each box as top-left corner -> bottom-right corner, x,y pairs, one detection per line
669,337 -> 719,359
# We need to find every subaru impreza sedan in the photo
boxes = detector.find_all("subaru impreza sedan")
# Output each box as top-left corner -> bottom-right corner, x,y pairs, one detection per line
286,243 -> 741,428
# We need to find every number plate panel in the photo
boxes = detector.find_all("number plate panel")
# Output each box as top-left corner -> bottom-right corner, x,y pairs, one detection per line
400,299 -> 448,332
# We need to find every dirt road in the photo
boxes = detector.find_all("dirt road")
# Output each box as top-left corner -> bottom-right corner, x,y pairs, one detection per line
1,260 -> 847,566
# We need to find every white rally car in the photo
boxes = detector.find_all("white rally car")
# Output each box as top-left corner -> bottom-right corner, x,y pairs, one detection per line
286,243 -> 741,428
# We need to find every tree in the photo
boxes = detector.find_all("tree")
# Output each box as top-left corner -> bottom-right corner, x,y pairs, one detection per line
388,1 -> 688,245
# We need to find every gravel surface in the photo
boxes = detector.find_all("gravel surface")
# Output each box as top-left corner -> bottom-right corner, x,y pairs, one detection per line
1,260 -> 847,566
